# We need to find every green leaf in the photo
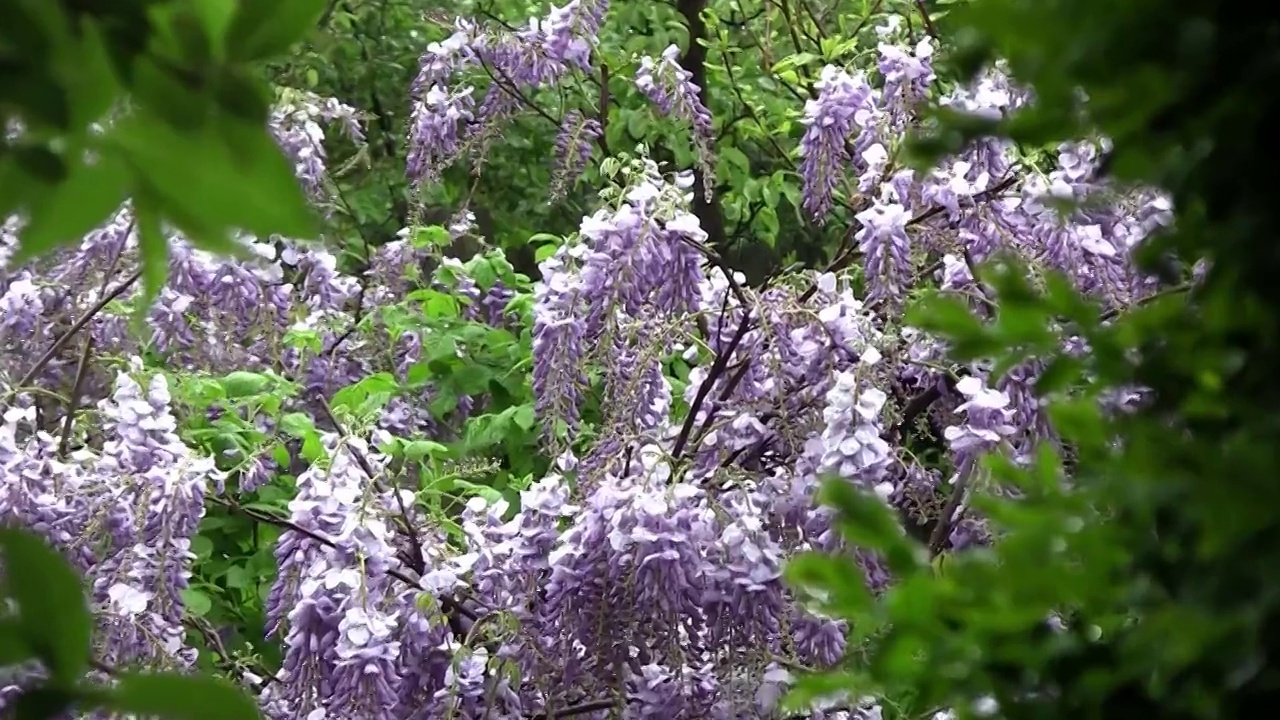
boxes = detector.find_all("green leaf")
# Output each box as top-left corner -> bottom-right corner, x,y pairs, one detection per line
534,243 -> 559,262
12,145 -> 67,184
0,72 -> 72,131
12,686 -> 89,720
128,57 -> 215,132
453,479 -> 503,504
718,146 -> 751,180
404,439 -> 448,461
331,373 -> 398,413
422,291 -> 459,319
406,361 -> 433,387
785,552 -> 877,618
113,112 -> 318,246
0,529 -> 93,687
134,194 -> 171,322
818,479 -> 926,577
190,0 -> 239,55
466,257 -> 498,290
225,0 -> 327,62
756,206 -> 779,246
190,534 -> 214,559
0,619 -> 34,666
512,404 -> 536,431
99,673 -> 261,720
772,52 -> 821,73
627,110 -> 649,142
65,21 -> 123,129
181,588 -> 213,617
219,371 -> 270,398
279,412 -> 315,438
13,152 -> 129,263
225,566 -> 249,590
411,225 -> 452,248
904,293 -> 999,359
429,387 -> 459,417
210,67 -> 274,125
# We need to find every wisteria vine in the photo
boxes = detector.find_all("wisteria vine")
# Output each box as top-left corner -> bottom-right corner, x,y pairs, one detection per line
0,7 -> 1182,720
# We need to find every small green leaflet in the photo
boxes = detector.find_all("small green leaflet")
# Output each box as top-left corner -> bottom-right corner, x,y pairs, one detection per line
219,371 -> 271,398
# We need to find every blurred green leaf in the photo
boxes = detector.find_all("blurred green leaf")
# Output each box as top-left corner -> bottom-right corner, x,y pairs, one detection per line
225,0 -> 327,62
100,673 -> 261,720
0,619 -> 34,666
13,152 -> 129,263
113,111 -> 318,249
0,529 -> 93,687
818,479 -> 926,577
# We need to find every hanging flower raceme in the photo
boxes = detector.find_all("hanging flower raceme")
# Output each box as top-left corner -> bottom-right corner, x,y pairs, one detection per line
90,370 -> 217,667
271,91 -> 366,202
531,163 -> 706,445
406,84 -> 476,187
551,111 -> 603,200
635,45 -> 717,198
798,66 -> 880,221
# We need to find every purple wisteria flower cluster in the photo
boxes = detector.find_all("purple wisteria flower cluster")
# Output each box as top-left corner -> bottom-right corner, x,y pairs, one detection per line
0,16 -> 1186,720
407,0 -> 608,188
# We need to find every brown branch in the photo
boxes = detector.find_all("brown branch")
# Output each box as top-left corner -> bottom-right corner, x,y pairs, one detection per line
478,60 -> 562,130
720,48 -> 791,162
57,337 -> 94,459
890,382 -> 947,443
15,268 -> 141,391
219,487 -> 478,633
1099,282 -> 1192,322
208,495 -> 431,593
56,231 -> 132,457
528,699 -> 616,720
672,310 -> 753,459
689,359 -> 752,452
928,457 -> 975,556
962,247 -> 998,315
912,0 -> 939,41
906,174 -> 1019,228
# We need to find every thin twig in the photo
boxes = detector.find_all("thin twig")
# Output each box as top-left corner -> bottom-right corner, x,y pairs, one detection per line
906,175 -> 1019,228
528,699 -> 617,720
207,495 -> 423,590
1099,282 -> 1192,322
